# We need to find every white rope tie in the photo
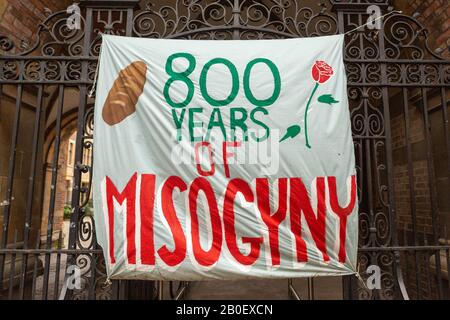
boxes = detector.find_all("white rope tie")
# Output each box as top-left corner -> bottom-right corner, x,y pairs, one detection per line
343,10 -> 402,35
104,277 -> 112,287
355,261 -> 369,289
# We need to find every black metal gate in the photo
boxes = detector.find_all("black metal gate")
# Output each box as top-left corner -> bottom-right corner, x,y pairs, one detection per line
0,0 -> 449,300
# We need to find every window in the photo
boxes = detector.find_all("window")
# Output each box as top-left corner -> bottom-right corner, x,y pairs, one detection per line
68,141 -> 74,166
65,180 -> 72,205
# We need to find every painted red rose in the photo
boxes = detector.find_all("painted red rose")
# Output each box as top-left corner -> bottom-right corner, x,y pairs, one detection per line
311,60 -> 334,84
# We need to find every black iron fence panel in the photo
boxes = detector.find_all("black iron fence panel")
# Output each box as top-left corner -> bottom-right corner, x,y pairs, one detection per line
0,0 -> 449,300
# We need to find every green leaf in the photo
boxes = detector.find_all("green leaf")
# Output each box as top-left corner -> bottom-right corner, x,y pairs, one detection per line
318,94 -> 339,105
280,125 -> 301,142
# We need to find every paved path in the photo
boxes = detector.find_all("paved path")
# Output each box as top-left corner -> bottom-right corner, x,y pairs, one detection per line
185,277 -> 343,300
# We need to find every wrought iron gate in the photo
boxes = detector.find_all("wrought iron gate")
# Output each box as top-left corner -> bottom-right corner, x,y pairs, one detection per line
0,0 -> 449,300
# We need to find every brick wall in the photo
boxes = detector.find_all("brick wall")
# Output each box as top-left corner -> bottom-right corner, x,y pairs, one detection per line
390,87 -> 449,298
0,0 -> 71,53
394,0 -> 450,58
391,101 -> 434,233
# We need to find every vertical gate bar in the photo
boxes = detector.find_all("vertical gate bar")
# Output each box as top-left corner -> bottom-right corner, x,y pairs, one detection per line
439,86 -> 450,298
7,230 -> 18,299
42,84 -> 65,300
157,280 -> 164,300
0,61 -> 24,288
420,88 -> 443,298
88,148 -> 97,300
402,88 -> 422,298
380,85 -> 408,299
88,152 -> 97,300
66,84 -> 89,299
88,250 -> 97,299
307,278 -> 314,300
18,82 -> 44,299
118,280 -> 126,299
30,231 -> 40,300
337,8 -> 354,300
67,5 -> 94,300
362,85 -> 378,300
444,226 -> 450,298
446,246 -> 450,299
232,0 -> 240,40
446,242 -> 450,298
439,87 -> 450,198
126,7 -> 134,36
111,279 -> 119,299
53,230 -> 63,300
363,103 -> 374,238
357,14 -> 364,60
377,15 -> 409,299
423,243 -> 432,298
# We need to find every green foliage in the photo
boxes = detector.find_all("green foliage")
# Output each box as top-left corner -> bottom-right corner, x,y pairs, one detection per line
64,205 -> 72,220
64,199 -> 93,220
85,199 -> 94,216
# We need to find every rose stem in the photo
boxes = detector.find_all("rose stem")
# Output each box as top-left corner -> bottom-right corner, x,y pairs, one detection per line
304,82 -> 319,149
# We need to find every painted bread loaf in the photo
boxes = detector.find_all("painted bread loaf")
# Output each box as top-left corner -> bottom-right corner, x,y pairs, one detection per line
102,61 -> 147,126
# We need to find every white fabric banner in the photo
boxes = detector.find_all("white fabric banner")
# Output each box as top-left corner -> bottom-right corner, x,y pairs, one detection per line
93,34 -> 358,281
